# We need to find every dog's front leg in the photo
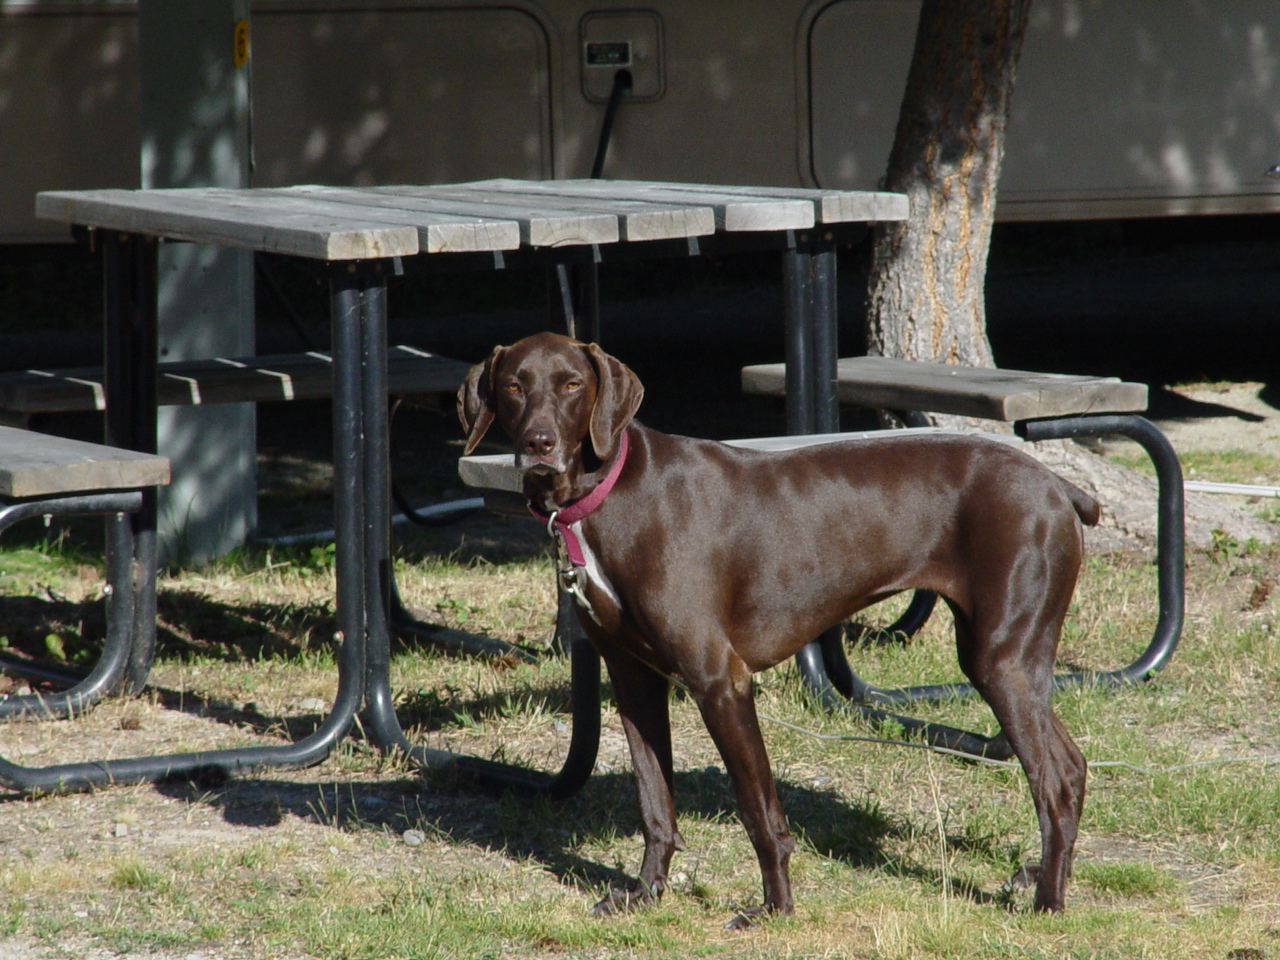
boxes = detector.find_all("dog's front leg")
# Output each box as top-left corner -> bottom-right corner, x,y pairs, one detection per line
591,649 -> 685,916
690,666 -> 796,928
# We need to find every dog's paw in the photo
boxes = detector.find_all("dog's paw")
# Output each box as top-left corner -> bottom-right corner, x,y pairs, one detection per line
723,903 -> 790,931
590,885 -> 658,917
723,908 -> 761,931
1004,863 -> 1040,893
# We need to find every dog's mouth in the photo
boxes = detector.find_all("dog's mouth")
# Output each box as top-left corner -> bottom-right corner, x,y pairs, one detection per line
517,454 -> 565,477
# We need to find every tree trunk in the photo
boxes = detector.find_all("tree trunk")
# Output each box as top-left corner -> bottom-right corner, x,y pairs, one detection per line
866,0 -> 1033,367
860,0 -> 1276,554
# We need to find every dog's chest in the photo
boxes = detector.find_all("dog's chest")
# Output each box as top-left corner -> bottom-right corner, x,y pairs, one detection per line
570,521 -> 619,603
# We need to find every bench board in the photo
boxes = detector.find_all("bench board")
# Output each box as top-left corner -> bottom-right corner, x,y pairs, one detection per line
0,347 -> 471,415
0,425 -> 170,499
741,356 -> 1148,422
222,187 -> 523,254
458,427 -> 1021,494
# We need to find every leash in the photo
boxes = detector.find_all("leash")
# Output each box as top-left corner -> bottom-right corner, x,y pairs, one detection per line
544,511 -> 601,624
530,431 -> 631,625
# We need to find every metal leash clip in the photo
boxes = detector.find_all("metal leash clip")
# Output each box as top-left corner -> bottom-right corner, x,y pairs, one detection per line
546,510 -> 602,625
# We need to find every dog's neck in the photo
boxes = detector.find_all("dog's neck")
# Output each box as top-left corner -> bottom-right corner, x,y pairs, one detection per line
522,428 -> 630,516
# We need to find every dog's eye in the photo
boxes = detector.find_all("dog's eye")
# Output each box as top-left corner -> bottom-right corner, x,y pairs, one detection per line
503,382 -> 521,396
564,380 -> 582,392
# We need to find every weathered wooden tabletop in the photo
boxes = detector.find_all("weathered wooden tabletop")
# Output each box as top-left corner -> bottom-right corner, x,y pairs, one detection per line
36,179 -> 908,260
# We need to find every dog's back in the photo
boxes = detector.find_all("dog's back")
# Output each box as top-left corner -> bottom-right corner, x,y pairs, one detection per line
580,426 -> 1091,671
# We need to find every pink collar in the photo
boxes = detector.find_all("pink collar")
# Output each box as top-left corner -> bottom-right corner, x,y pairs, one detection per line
529,430 -> 630,567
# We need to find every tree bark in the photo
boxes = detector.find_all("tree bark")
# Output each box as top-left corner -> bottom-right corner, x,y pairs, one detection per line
866,0 -> 1033,367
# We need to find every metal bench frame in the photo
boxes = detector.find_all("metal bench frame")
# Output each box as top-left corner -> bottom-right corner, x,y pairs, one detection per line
0,491 -> 143,722
741,357 -> 1186,758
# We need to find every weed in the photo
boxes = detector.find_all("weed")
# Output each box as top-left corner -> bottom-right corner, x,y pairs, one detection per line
109,858 -> 167,893
1108,448 -> 1280,485
1208,529 -> 1261,564
1075,861 -> 1177,898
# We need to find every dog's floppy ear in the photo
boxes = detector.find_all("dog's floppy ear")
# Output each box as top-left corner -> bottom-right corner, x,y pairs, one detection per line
457,345 -> 507,456
585,342 -> 644,461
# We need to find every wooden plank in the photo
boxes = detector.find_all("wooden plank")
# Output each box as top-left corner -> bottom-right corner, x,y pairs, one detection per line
260,187 -> 521,253
458,428 -> 1021,494
458,453 -> 526,494
37,189 -> 421,260
447,189 -> 713,242
415,182 -> 715,241
369,186 -> 620,247
0,426 -> 170,498
0,348 -> 471,414
503,179 -> 909,224
460,179 -> 815,233
0,369 -> 105,413
741,356 -> 1149,421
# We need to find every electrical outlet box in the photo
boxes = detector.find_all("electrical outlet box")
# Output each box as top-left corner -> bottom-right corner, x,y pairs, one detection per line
580,11 -> 664,102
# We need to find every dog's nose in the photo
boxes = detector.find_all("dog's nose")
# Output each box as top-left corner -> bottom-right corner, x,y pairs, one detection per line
522,428 -> 557,458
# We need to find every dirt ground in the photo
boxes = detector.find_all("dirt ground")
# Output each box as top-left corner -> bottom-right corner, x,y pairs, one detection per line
1056,380 -> 1280,552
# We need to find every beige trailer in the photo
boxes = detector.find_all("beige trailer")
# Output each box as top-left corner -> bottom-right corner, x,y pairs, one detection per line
4,0 -> 1280,243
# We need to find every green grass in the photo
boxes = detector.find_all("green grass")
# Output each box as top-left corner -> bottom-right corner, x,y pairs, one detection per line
2,527 -> 1280,959
1108,447 -> 1280,486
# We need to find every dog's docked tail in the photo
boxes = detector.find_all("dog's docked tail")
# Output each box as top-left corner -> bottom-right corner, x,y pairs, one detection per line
1061,478 -> 1101,527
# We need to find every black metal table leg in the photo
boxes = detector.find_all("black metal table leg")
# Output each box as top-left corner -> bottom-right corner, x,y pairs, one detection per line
103,231 -> 160,695
0,250 -> 369,792
355,262 -> 601,799
781,240 -> 817,436
783,236 -> 862,712
794,640 -> 1013,759
1017,414 -> 1185,685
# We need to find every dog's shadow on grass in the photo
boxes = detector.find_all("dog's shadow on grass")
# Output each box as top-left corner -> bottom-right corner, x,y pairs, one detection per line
154,756 -> 1005,911
2,588 -> 1009,908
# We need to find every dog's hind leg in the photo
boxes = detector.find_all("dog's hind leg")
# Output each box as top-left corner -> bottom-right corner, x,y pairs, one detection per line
957,611 -> 1087,913
591,649 -> 684,916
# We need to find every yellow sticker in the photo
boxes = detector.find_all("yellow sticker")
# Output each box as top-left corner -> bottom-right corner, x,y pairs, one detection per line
233,18 -> 250,68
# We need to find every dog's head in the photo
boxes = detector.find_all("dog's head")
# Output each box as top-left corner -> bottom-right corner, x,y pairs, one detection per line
458,332 -> 643,494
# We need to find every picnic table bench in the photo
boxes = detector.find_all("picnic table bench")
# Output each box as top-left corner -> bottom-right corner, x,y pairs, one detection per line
0,346 -> 471,425
0,425 -> 169,723
740,354 -> 1186,748
741,355 -> 1150,423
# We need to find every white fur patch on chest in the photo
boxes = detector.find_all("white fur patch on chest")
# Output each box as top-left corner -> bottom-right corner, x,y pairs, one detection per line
568,519 -> 620,610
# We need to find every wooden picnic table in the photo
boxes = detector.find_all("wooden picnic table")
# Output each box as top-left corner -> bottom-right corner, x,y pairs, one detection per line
18,178 -> 907,794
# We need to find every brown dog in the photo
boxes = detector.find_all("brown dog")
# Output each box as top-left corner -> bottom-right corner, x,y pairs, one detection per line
458,331 -> 1095,926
